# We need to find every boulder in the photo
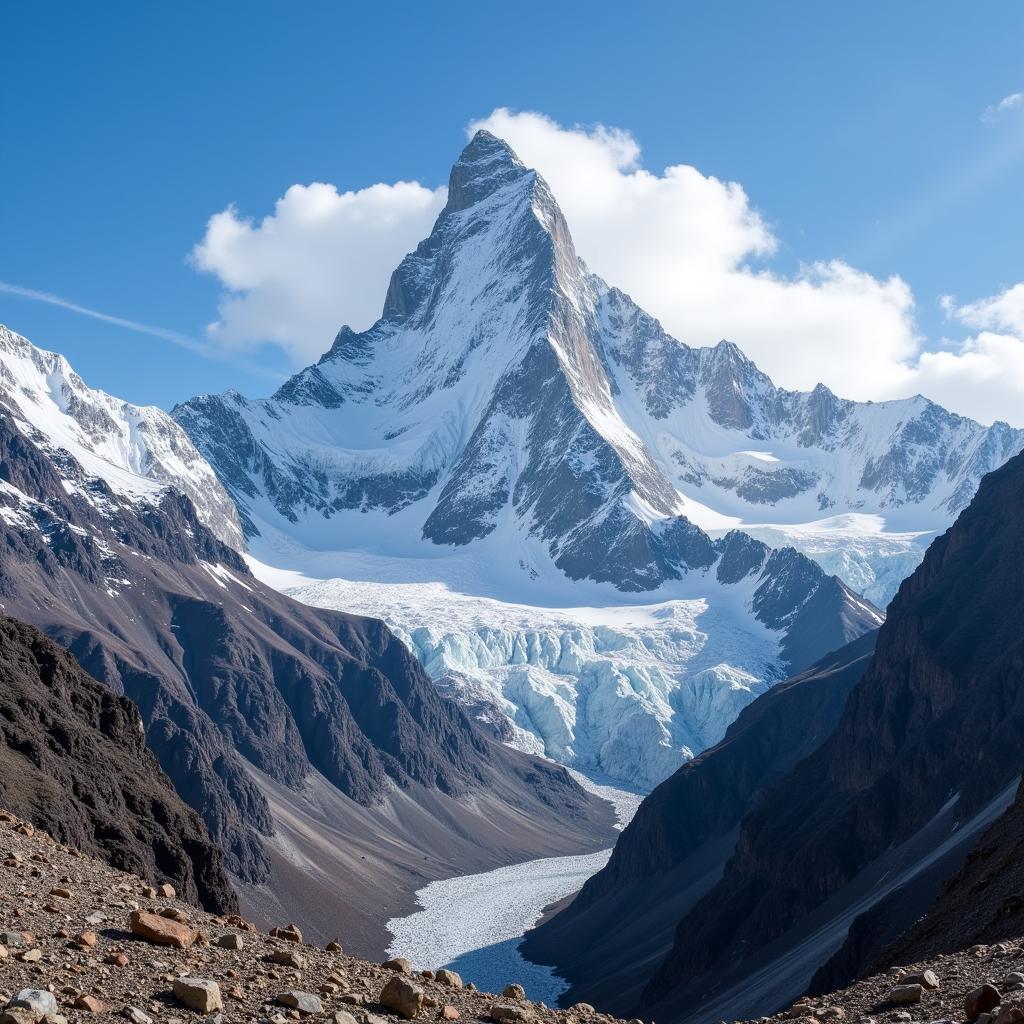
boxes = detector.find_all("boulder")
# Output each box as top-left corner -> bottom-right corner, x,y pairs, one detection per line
380,976 -> 426,1020
886,985 -> 924,1005
503,984 -> 527,1001
217,933 -> 244,950
172,978 -> 223,1013
967,986 -> 1003,1020
129,910 -> 196,949
269,948 -> 305,968
383,957 -> 413,974
276,992 -> 323,1015
900,970 -> 940,990
489,1004 -> 534,1022
435,970 -> 463,989
6,991 -> 57,1017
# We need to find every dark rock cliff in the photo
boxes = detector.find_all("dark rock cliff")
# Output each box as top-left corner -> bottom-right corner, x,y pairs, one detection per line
641,449 -> 1024,1021
522,631 -> 876,1015
0,612 -> 236,913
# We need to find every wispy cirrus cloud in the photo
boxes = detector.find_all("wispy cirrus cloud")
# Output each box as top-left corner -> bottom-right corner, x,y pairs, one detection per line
982,91 -> 1023,123
0,280 -> 284,381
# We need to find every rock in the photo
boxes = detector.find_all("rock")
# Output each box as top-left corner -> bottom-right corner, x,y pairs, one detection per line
269,949 -> 305,968
995,1003 -> 1024,1024
74,995 -> 106,1013
160,907 -> 190,923
489,1005 -> 534,1023
129,910 -> 197,949
819,1010 -> 845,1020
19,948 -> 42,962
172,979 -> 223,1013
0,944 -> 7,960
157,883 -> 176,899
123,1009 -> 154,1024
106,951 -> 129,967
83,911 -> 105,926
441,1008 -> 460,1021
966,985 -> 1002,1019
49,887 -> 71,899
327,1014 -> 358,1024
571,1005 -> 595,1014
1008,975 -> 1024,988
326,940 -> 343,952
886,985 -> 924,1006
0,1009 -> 40,1024
382,957 -> 413,974
434,970 -> 463,989
217,933 -> 244,950
380,976 -> 426,1020
270,924 -> 303,943
76,931 -> 97,947
900,970 -> 940,990
503,985 -> 527,1001
6,991 -> 58,1017
276,993 -> 323,1015
1,932 -> 25,947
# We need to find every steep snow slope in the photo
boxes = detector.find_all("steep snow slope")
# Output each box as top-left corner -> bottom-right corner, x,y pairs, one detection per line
174,134 -> 1020,606
0,324 -> 242,547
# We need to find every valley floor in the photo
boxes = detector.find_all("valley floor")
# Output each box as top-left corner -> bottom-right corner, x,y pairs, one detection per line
385,775 -> 642,1005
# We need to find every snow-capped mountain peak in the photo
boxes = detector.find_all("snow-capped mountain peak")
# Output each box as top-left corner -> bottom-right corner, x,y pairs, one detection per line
0,324 -> 243,547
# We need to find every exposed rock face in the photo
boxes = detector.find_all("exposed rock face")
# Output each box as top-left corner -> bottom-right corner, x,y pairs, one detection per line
0,360 -> 616,952
174,134 -> 1021,608
637,450 -> 1024,1022
522,631 -> 876,1014
0,613 -> 235,912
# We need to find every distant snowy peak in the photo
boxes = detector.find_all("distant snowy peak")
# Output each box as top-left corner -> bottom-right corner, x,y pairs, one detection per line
174,130 -> 1019,604
0,324 -> 243,547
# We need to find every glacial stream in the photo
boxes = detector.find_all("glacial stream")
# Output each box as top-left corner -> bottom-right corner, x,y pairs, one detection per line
385,774 -> 642,1005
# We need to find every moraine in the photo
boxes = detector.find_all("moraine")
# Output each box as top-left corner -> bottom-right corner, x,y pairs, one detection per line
385,774 -> 642,1004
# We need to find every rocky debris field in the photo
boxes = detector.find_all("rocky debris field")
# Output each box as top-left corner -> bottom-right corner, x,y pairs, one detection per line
0,810 -> 639,1024
751,939 -> 1024,1024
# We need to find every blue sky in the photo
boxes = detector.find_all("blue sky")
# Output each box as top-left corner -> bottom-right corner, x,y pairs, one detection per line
2,1 -> 1023,420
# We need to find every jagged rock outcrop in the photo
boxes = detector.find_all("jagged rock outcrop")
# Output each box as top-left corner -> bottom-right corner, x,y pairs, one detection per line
0,612 -> 236,912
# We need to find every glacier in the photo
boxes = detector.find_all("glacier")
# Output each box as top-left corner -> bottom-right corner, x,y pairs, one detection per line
270,566 -> 786,790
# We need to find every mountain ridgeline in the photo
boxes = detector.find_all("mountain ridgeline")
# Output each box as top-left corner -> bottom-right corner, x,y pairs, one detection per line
174,132 -> 1020,601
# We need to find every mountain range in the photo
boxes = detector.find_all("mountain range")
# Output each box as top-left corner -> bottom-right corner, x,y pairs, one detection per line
2,128 -> 1024,1024
170,132 -> 1017,790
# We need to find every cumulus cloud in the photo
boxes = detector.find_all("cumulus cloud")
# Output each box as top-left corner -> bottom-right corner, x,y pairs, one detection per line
191,107 -> 1024,426
917,285 -> 1024,424
982,91 -> 1024,123
192,180 -> 445,363
470,108 -> 921,402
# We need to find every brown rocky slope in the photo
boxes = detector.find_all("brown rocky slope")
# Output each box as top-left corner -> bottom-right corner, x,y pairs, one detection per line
0,810 -> 628,1024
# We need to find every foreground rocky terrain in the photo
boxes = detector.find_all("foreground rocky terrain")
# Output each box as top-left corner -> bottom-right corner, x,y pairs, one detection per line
0,810 -> 629,1024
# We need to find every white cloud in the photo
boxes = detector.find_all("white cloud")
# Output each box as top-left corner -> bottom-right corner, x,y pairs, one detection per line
191,107 -> 1024,426
470,108 -> 921,403
982,91 -> 1023,123
192,180 -> 445,363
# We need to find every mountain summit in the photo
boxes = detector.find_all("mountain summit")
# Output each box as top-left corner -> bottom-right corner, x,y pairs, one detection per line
175,132 -> 1020,600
